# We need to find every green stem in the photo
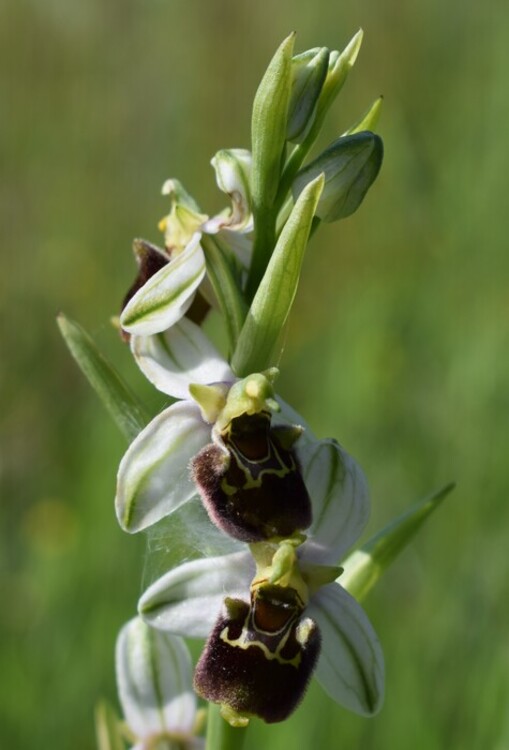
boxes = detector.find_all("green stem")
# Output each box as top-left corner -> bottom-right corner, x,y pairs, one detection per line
244,203 -> 277,302
201,235 -> 247,354
205,704 -> 248,750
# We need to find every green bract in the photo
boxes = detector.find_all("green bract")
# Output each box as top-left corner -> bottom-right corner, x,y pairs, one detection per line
251,33 -> 295,211
232,174 -> 324,376
341,483 -> 455,602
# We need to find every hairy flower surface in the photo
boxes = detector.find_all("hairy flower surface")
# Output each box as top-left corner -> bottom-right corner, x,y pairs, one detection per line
115,318 -> 315,541
138,432 -> 383,719
116,617 -> 204,749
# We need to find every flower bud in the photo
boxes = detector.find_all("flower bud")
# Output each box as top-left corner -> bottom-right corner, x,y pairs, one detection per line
194,587 -> 321,724
292,131 -> 383,222
287,47 -> 329,142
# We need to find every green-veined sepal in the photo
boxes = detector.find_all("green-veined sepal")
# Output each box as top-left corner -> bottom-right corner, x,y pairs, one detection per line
204,149 -> 253,233
116,617 -> 200,744
120,233 -> 206,336
131,318 -> 234,400
309,583 -> 384,715
139,551 -> 254,637
115,401 -> 210,532
299,438 -> 369,564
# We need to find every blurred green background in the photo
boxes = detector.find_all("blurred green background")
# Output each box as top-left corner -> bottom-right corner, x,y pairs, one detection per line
2,0 -> 509,747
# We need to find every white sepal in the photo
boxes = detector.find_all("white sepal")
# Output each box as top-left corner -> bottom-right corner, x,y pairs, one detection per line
299,439 -> 369,564
116,617 -> 197,740
131,318 -> 234,400
120,233 -> 206,336
115,401 -> 210,533
203,149 -> 253,234
309,583 -> 384,716
139,551 -> 254,637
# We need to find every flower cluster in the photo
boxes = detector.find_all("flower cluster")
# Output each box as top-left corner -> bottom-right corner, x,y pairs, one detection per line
111,28 -> 386,733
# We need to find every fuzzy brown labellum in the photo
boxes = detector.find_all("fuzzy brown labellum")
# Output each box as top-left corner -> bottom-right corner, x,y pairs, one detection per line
191,413 -> 312,542
193,586 -> 321,723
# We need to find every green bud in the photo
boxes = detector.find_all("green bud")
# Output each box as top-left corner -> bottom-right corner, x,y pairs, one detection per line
287,47 -> 330,143
292,131 -> 383,222
251,33 -> 295,211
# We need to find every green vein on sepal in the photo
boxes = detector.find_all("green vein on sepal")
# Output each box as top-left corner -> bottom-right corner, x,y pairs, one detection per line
340,482 -> 455,602
231,173 -> 324,377
57,313 -> 149,442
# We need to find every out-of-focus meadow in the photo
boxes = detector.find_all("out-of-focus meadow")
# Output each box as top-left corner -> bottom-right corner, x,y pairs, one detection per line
2,0 -> 508,747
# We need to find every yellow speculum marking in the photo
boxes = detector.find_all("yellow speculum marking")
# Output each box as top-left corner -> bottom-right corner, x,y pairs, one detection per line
219,621 -> 302,668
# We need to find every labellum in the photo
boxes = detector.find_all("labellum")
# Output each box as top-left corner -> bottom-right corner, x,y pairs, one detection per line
191,412 -> 312,542
194,584 -> 321,724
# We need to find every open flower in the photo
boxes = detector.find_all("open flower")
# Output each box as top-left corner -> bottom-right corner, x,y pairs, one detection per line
116,616 -> 204,749
115,317 -> 315,541
137,434 -> 383,721
120,150 -> 253,338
